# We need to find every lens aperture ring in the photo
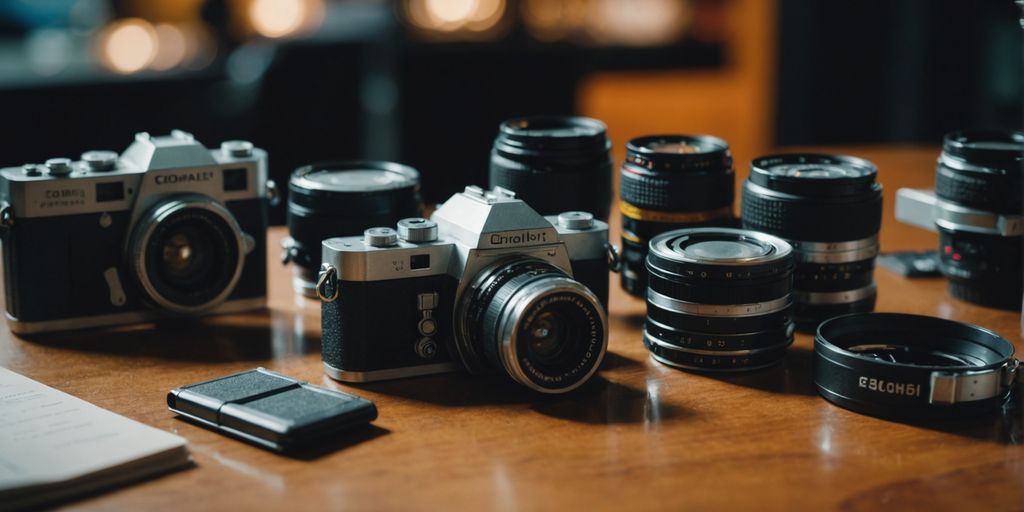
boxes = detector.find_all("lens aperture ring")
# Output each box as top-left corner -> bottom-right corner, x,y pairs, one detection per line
645,329 -> 793,372
645,318 -> 794,353
935,159 -> 1020,213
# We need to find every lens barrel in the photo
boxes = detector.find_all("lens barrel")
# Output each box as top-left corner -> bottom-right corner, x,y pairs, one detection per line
286,161 -> 422,297
933,130 -> 1024,310
489,116 -> 612,220
456,259 -> 607,393
814,313 -> 1017,420
619,135 -> 736,297
741,154 -> 882,330
644,228 -> 795,372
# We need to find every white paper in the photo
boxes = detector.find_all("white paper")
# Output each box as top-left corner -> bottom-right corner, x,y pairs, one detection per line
0,366 -> 188,492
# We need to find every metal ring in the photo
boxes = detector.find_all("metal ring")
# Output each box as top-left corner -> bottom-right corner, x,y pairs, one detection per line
606,243 -> 622,272
317,264 -> 338,302
647,288 -> 791,317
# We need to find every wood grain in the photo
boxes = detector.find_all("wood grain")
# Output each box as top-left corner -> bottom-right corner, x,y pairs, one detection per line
1,146 -> 1021,511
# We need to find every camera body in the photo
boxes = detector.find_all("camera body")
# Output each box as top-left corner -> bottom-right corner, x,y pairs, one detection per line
0,130 -> 270,334
319,186 -> 609,386
894,130 -> 1023,309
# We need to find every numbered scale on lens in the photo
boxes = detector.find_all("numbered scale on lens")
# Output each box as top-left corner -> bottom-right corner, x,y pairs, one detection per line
642,227 -> 796,372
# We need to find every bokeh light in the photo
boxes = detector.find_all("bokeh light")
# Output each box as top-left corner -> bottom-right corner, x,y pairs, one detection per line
97,18 -> 158,74
249,0 -> 324,39
405,0 -> 507,37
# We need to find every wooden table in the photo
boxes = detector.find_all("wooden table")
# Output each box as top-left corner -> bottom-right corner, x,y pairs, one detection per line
2,147 -> 1022,511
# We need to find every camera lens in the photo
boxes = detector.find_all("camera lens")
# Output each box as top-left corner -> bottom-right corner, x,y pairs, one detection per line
741,154 -> 882,330
489,116 -> 612,220
619,134 -> 736,297
933,130 -> 1023,309
130,196 -> 246,313
456,260 -> 607,393
644,228 -> 794,372
286,161 -> 422,297
815,313 -> 1018,420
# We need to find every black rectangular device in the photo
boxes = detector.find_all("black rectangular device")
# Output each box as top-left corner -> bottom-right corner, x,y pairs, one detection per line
168,368 -> 377,452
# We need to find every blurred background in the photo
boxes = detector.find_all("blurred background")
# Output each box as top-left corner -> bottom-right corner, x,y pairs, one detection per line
0,0 -> 1020,222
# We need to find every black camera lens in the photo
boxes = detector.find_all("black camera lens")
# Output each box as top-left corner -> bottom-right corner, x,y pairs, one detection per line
456,259 -> 607,393
643,228 -> 795,372
619,134 -> 736,297
741,154 -> 883,330
130,197 -> 245,313
489,116 -> 612,220
814,313 -> 1018,420
286,161 -> 422,297
933,130 -> 1023,309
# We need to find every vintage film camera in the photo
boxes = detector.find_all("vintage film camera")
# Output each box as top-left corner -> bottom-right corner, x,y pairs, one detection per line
0,130 -> 272,333
316,186 -> 611,393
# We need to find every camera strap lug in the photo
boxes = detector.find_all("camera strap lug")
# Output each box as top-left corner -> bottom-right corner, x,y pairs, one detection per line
606,243 -> 622,273
0,202 -> 13,236
317,263 -> 339,302
929,361 -> 1017,404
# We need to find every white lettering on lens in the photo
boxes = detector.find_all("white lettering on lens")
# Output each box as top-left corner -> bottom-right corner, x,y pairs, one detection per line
858,376 -> 920,397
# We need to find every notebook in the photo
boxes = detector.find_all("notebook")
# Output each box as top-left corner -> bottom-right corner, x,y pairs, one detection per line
0,367 -> 191,511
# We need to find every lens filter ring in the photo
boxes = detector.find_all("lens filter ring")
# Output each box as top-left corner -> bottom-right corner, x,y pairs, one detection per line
643,227 -> 795,372
814,313 -> 1017,420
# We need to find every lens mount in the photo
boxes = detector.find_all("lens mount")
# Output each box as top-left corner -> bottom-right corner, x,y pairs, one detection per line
456,259 -> 608,393
129,195 -> 246,314
814,313 -> 1018,420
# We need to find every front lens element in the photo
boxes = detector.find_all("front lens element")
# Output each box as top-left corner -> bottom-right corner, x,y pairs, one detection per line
131,197 -> 244,313
457,260 -> 607,393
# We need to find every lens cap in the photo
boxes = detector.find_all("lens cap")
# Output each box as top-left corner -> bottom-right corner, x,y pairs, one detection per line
749,154 -> 878,197
814,313 -> 1017,421
942,130 -> 1024,169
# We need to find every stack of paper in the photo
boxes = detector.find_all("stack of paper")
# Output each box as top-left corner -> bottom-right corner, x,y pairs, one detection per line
0,367 -> 190,511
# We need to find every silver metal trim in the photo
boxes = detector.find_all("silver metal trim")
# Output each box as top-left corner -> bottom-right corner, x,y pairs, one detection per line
128,195 -> 248,315
793,283 -> 877,305
5,297 -> 266,334
648,227 -> 793,266
322,361 -> 459,383
495,276 -> 608,394
895,188 -> 1023,237
928,360 -> 1017,404
646,289 -> 791,317
644,329 -> 793,356
789,236 -> 880,264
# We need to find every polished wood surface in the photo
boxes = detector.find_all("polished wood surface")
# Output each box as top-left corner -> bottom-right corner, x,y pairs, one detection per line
2,147 -> 1022,511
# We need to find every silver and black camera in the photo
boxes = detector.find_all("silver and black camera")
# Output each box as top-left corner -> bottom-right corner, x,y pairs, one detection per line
895,130 -> 1022,309
0,130 -> 272,333
316,186 -> 611,393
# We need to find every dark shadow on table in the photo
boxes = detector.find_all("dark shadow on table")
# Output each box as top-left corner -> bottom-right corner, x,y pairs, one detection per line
691,346 -> 818,396
18,308 -> 320,362
285,424 -> 391,461
358,368 -> 690,425
857,391 -> 1024,446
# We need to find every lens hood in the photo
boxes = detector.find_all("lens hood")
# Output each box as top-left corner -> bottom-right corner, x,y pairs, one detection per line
814,313 -> 1017,420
